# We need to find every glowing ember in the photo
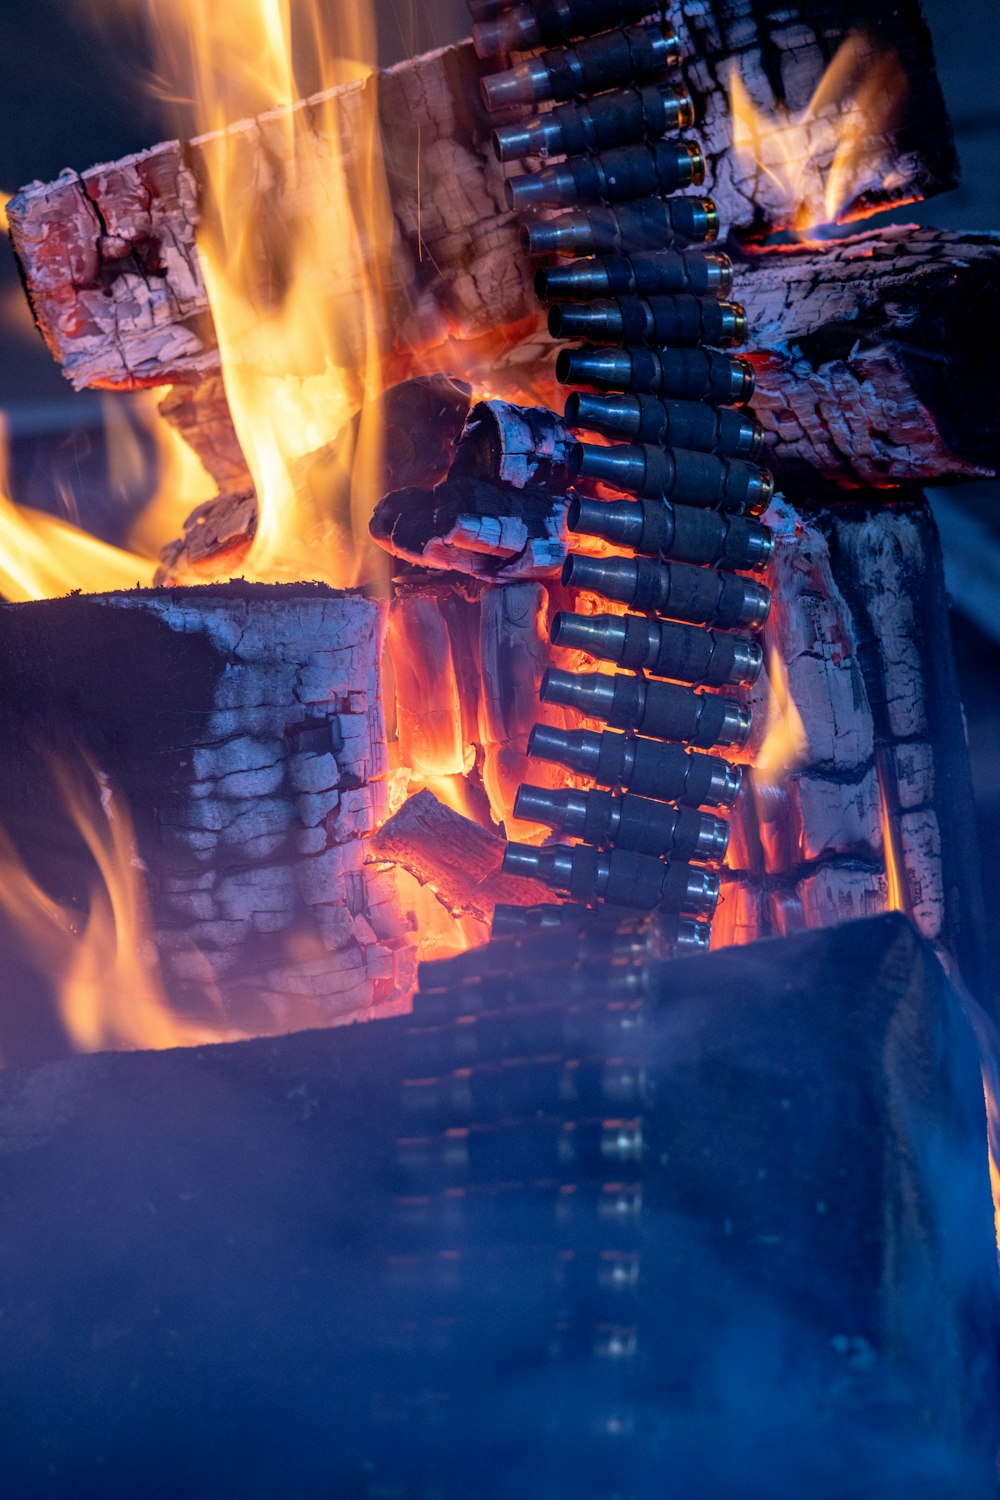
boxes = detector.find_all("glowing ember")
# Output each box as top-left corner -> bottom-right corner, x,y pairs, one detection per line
0,753 -> 234,1053
729,32 -> 909,237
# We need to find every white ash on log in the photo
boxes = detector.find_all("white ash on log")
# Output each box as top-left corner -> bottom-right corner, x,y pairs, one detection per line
737,227 -> 1000,488
371,475 -> 568,579
0,584 -> 415,1035
6,0 -> 955,392
450,399 -> 572,489
718,495 -> 987,995
370,787 -> 554,923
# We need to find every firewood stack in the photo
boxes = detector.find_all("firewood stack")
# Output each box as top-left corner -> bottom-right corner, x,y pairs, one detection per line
2,0 -> 996,1002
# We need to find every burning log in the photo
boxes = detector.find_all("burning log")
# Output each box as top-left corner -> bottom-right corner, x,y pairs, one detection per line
156,376 -> 472,584
737,226 -> 1000,488
718,495 -> 988,996
386,574 -> 574,830
0,583 -> 414,1051
6,1 -> 955,392
370,787 -> 552,922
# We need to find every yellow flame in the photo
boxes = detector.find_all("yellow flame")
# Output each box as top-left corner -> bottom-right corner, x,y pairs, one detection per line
0,413 -> 157,601
876,760 -> 906,913
126,392 -> 217,556
0,191 -> 11,235
147,0 -> 393,589
729,32 -> 909,236
754,648 -> 808,786
0,753 -> 233,1054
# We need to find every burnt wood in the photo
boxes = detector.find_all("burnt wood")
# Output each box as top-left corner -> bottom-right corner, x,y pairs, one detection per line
0,583 -> 407,1063
6,0 -> 954,391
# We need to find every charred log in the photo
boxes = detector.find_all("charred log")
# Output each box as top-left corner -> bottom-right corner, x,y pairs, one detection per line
737,227 -> 1000,488
719,494 -> 988,997
7,1 -> 954,392
0,583 -> 410,1056
370,787 -> 553,922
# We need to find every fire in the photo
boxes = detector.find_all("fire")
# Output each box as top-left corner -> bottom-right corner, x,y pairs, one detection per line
729,32 -> 909,237
0,416 -> 157,602
147,0 -> 394,590
0,752 -> 233,1054
753,648 -> 808,791
876,759 -> 907,913
0,191 -> 11,234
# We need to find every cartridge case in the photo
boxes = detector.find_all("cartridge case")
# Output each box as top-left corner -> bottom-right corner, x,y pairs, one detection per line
550,609 -> 763,688
521,198 -> 719,256
569,441 -> 772,511
538,253 -> 732,306
566,494 -> 774,571
514,783 -> 731,862
540,666 -> 752,748
527,722 -> 742,807
493,83 -> 694,163
561,551 -> 770,630
564,392 -> 762,459
549,294 -> 745,348
481,23 -> 678,110
506,141 -> 705,212
502,839 -> 721,915
556,345 -> 754,404
474,0 -> 664,56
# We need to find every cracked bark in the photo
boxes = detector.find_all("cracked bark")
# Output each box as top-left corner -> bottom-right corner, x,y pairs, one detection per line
0,584 -> 420,1043
7,0 -> 954,392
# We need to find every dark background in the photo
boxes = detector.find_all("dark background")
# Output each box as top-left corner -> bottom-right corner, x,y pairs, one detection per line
0,0 -> 997,985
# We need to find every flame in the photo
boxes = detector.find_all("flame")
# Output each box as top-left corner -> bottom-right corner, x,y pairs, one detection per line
753,648 -> 808,789
126,392 -> 217,556
0,191 -> 11,234
876,759 -> 906,913
729,32 -> 909,237
147,0 -> 393,589
0,416 -> 157,601
0,380 -> 219,603
0,752 -> 233,1054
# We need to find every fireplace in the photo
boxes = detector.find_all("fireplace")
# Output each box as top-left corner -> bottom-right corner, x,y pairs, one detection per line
0,0 -> 997,1493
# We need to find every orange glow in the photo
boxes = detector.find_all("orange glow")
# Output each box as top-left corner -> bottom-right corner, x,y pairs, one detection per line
147,0 -> 393,590
729,32 -> 909,236
0,417 -> 157,602
0,191 -> 11,234
876,760 -> 906,913
125,392 -> 217,557
981,1075 -> 1000,1253
0,753 -> 234,1054
753,648 -> 808,789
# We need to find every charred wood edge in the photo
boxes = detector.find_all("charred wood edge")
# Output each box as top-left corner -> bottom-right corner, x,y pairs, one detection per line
6,0 -> 954,391
156,376 -> 473,584
0,584 -> 413,1024
722,496 -> 990,1005
369,786 -> 557,922
736,227 -> 1000,488
826,500 -> 992,1008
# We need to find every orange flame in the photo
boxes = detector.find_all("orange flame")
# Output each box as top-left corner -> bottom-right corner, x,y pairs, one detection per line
876,759 -> 906,914
729,32 -> 909,237
0,191 -> 11,234
753,648 -> 808,789
147,0 -> 393,589
0,753 -> 234,1054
